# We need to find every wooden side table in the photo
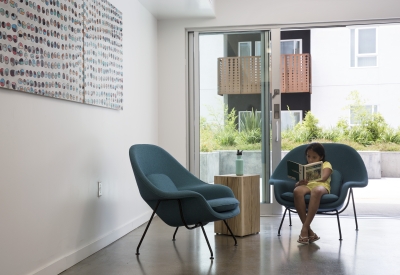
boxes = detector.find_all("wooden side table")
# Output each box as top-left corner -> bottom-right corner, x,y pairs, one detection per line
214,174 -> 260,237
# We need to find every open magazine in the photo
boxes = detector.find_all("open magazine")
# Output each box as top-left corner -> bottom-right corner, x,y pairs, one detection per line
287,160 -> 323,181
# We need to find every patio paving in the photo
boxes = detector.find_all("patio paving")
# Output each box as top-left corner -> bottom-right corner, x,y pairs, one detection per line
341,177 -> 400,217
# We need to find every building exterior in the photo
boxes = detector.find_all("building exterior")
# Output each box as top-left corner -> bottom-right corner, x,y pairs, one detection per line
311,25 -> 400,128
201,24 -> 400,130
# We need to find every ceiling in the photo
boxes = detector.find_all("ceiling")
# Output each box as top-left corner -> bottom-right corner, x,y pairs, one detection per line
138,0 -> 216,20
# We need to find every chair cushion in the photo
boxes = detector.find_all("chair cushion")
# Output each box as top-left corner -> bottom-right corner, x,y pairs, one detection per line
281,192 -> 339,204
147,174 -> 178,192
207,198 -> 239,213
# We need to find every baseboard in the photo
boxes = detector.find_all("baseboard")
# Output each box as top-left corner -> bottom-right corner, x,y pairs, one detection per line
30,210 -> 152,275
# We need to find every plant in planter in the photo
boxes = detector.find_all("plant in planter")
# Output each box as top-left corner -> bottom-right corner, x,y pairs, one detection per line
215,107 -> 238,147
238,108 -> 262,145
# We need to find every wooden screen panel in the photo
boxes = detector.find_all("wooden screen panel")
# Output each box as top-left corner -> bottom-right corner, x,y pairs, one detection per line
281,54 -> 310,93
241,56 -> 261,94
218,57 -> 241,95
218,56 -> 261,95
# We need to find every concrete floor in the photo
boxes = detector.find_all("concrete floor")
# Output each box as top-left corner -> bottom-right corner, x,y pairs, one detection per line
60,213 -> 400,275
61,178 -> 400,275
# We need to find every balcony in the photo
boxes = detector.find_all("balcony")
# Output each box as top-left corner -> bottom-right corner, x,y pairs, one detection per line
217,56 -> 261,95
217,53 -> 310,94
281,53 -> 311,93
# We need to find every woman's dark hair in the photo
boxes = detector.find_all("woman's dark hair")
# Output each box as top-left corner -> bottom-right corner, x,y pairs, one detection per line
305,143 -> 326,162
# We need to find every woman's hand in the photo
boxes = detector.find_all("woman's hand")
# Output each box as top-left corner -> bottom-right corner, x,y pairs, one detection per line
295,179 -> 308,187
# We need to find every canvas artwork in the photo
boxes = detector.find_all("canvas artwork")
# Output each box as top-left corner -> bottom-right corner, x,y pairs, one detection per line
0,0 -> 123,110
83,0 -> 123,110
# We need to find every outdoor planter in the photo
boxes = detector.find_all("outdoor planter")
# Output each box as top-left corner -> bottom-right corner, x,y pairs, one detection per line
200,150 -> 396,183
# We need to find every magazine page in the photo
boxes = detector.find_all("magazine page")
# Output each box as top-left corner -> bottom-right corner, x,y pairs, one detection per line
304,162 -> 323,181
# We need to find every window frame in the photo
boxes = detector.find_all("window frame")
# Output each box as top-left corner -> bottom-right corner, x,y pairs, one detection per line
280,39 -> 303,54
238,41 -> 252,56
255,41 -> 261,56
350,27 -> 378,68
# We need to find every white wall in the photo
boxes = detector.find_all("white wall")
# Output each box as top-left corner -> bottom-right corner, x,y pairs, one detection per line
0,1 -> 158,274
158,0 -> 400,165
311,25 -> 400,128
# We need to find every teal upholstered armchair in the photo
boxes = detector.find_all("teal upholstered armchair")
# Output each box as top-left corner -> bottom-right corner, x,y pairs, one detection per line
129,144 -> 240,259
269,143 -> 368,240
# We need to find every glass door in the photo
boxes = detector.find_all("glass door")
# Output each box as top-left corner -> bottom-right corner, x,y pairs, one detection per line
188,30 -> 282,208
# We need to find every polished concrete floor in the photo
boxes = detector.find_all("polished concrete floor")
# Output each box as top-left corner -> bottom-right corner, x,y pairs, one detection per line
61,178 -> 400,274
61,214 -> 400,275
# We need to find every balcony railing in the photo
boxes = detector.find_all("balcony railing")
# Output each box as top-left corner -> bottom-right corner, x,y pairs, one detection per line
281,53 -> 310,93
217,53 -> 310,95
217,56 -> 261,95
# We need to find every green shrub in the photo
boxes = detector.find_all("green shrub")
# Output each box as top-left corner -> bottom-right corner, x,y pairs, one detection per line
362,113 -> 388,142
238,128 -> 262,144
283,111 -> 322,142
347,125 -> 374,146
336,118 -> 350,138
344,90 -> 389,145
215,107 -> 238,146
381,128 -> 400,144
200,90 -> 400,152
302,111 -> 322,140
320,127 -> 341,142
216,131 -> 237,146
237,109 -> 262,144
200,117 -> 217,152
239,109 -> 261,132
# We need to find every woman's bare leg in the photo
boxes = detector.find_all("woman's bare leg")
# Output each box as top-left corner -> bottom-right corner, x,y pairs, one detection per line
293,186 -> 311,237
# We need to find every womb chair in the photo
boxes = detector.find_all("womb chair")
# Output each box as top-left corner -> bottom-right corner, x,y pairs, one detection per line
129,144 -> 240,259
269,143 -> 368,240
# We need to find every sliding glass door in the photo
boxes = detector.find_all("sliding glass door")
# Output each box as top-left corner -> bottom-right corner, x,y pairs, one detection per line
188,30 -> 282,209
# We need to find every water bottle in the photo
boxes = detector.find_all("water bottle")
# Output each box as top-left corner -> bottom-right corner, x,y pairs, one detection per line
236,150 -> 243,176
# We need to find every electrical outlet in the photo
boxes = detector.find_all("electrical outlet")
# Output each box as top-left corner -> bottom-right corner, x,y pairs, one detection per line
98,182 -> 102,197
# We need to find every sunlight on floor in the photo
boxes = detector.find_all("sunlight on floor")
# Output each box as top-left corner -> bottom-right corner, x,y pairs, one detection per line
353,178 -> 400,204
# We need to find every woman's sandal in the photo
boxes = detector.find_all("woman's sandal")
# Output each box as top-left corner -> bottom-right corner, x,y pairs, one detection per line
309,233 -> 320,243
297,235 -> 309,244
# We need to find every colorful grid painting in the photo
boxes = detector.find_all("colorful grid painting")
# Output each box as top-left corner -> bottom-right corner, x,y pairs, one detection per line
83,0 -> 123,110
0,0 -> 123,110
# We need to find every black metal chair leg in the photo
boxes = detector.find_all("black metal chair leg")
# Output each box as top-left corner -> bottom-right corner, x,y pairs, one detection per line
172,227 -> 179,241
223,220 -> 238,246
288,209 -> 292,226
278,208 -> 288,236
350,188 -> 359,231
136,200 -> 162,255
199,223 -> 214,260
335,209 -> 343,241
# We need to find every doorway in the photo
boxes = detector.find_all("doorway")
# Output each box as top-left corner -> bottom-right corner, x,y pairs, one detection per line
188,30 -> 280,206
